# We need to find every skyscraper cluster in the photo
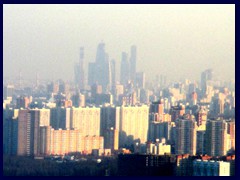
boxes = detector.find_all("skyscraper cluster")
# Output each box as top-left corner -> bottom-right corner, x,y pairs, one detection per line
3,42 -> 235,176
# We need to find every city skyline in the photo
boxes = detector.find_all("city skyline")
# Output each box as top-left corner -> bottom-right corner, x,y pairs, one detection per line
3,4 -> 235,83
3,4 -> 235,176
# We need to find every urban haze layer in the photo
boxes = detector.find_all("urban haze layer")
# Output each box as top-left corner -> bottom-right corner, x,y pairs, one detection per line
3,5 -> 235,176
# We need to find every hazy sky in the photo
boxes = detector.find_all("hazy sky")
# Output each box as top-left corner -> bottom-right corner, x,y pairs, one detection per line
3,4 -> 235,83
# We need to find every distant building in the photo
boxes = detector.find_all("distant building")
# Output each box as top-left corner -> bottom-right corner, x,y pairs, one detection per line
228,120 -> 235,150
135,72 -> 145,89
193,159 -> 230,176
100,106 -> 120,151
146,138 -> 171,155
70,107 -> 100,136
16,96 -> 30,109
148,121 -> 173,142
205,119 -> 229,156
3,108 -> 19,155
195,107 -> 207,128
201,69 -> 213,95
74,47 -> 85,90
175,118 -> 197,155
120,52 -> 130,86
95,93 -> 113,105
88,62 -> 96,86
119,105 -> 149,147
71,93 -> 85,107
50,107 -> 71,130
196,130 -> 206,155
170,104 -> 185,122
118,91 -> 137,106
129,45 -> 137,84
3,85 -> 14,100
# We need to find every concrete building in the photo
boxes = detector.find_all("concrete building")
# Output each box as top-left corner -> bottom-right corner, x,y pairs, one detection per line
82,135 -> 104,155
196,130 -> 206,155
3,108 -> 19,155
74,47 -> 85,90
100,106 -> 120,150
135,72 -> 145,89
175,118 -> 197,155
70,107 -> 100,136
228,120 -> 235,150
195,107 -> 207,130
205,120 -> 229,156
119,105 -> 149,147
50,107 -> 71,130
16,96 -> 30,109
3,85 -> 14,100
193,159 -> 230,176
147,138 -> 171,155
39,126 -> 104,156
129,45 -> 137,84
17,109 -> 32,156
148,121 -> 172,142
170,104 -> 185,122
120,52 -> 130,86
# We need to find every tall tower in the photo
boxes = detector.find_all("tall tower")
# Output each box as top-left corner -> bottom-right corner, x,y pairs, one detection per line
201,69 -> 213,94
205,119 -> 228,156
130,45 -> 137,84
74,47 -> 85,90
79,47 -> 85,90
175,118 -> 197,155
120,52 -> 130,86
110,59 -> 116,91
94,42 -> 111,92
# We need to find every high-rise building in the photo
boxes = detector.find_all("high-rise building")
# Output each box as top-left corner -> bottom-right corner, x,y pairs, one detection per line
211,93 -> 225,117
148,121 -> 172,142
16,96 -> 30,109
88,62 -> 96,86
74,47 -> 85,90
39,126 -> 83,155
71,92 -> 85,107
82,135 -> 104,155
17,109 -> 33,156
195,107 -> 207,130
50,107 -> 71,130
100,106 -> 120,150
146,138 -> 171,155
140,89 -> 150,104
17,109 -> 50,156
201,69 -> 213,94
94,42 -> 111,92
196,130 -> 206,155
95,93 -> 113,106
129,45 -> 137,84
120,52 -> 130,86
118,91 -> 137,106
228,120 -> 235,150
190,92 -> 197,106
113,84 -> 124,102
3,108 -> 18,155
3,85 -> 14,100
175,118 -> 197,155
135,72 -> 145,89
119,105 -> 149,147
150,100 -> 164,116
205,119 -> 228,156
70,107 -> 100,136
170,104 -> 185,122
110,59 -> 116,91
